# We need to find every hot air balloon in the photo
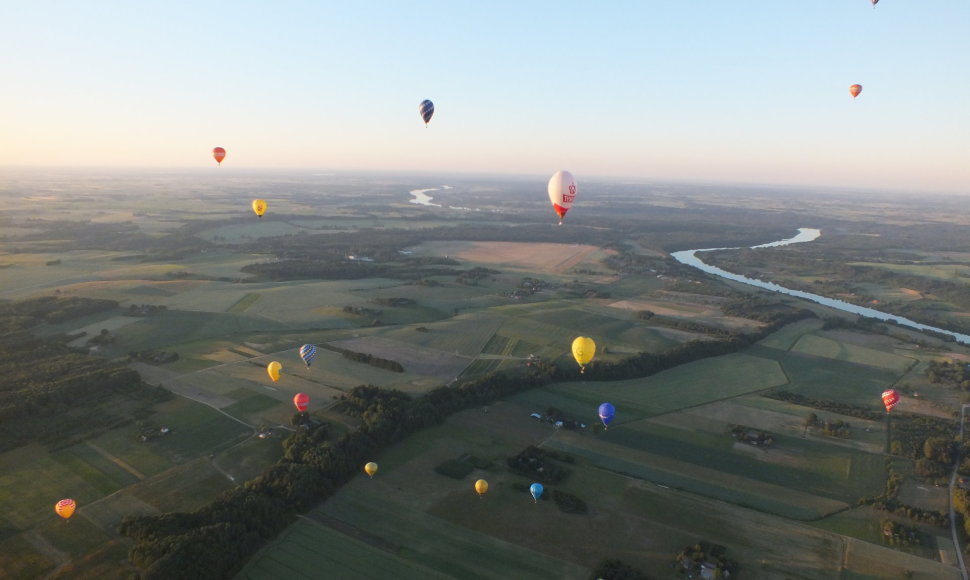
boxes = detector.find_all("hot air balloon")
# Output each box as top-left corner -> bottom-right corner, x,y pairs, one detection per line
299,344 -> 317,368
881,389 -> 900,413
419,99 -> 434,126
267,361 -> 281,383
212,147 -> 226,165
252,199 -> 267,219
598,402 -> 615,429
572,336 -> 596,373
293,392 -> 310,413
364,462 -> 378,478
850,84 -> 863,99
530,482 -> 544,503
475,478 -> 489,497
871,0 -> 878,7
548,170 -> 578,225
55,498 -> 76,520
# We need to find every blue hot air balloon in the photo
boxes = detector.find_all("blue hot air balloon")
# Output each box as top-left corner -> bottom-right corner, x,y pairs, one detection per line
530,482 -> 544,503
419,99 -> 434,126
299,344 -> 317,368
598,402 -> 615,429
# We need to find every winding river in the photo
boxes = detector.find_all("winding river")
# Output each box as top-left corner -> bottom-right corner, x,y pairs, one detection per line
671,228 -> 970,345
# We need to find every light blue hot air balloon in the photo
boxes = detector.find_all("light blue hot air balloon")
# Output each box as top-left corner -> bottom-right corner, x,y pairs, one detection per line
299,344 -> 317,368
418,99 -> 434,126
530,482 -> 544,503
598,402 -> 615,429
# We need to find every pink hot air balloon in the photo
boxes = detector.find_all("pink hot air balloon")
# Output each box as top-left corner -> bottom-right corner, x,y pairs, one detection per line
293,393 -> 310,413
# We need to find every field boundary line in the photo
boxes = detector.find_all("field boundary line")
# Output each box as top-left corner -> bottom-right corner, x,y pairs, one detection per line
85,441 -> 146,480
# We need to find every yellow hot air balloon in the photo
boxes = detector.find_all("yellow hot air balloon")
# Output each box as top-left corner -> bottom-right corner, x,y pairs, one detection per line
571,336 -> 596,373
55,498 -> 76,520
267,361 -> 282,382
364,462 -> 378,478
252,199 -> 267,218
475,479 -> 488,497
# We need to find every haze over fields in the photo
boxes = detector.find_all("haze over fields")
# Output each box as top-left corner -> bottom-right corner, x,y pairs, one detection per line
2,170 -> 970,580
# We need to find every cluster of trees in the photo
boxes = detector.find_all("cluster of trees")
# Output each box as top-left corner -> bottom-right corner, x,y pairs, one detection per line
674,542 -> 737,579
342,305 -> 381,317
590,559 -> 655,580
506,446 -> 573,484
880,518 -> 925,547
126,304 -> 168,317
0,297 -> 170,452
926,359 -> 970,390
0,295 -> 118,333
340,350 -> 404,373
889,415 -> 957,463
371,297 -> 415,307
730,425 -> 774,447
550,489 -> 588,514
764,391 -> 884,421
859,460 -> 949,528
455,266 -> 498,285
803,413 -> 852,439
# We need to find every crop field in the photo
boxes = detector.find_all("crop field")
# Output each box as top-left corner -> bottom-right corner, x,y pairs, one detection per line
791,333 -> 917,374
413,241 -> 612,277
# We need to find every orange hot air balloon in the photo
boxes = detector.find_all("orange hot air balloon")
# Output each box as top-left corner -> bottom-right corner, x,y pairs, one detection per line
364,462 -> 378,478
474,479 -> 488,497
849,84 -> 862,99
881,389 -> 900,413
293,392 -> 310,413
55,498 -> 76,520
213,147 -> 226,165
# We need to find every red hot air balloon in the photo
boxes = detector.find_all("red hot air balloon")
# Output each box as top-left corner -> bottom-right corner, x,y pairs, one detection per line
849,84 -> 862,99
547,170 -> 578,225
212,147 -> 226,165
293,393 -> 310,413
881,389 -> 900,413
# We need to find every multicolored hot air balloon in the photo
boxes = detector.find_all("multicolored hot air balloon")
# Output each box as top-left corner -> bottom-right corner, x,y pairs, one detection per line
882,389 -> 900,413
364,462 -> 378,478
850,84 -> 863,99
252,199 -> 267,218
598,402 -> 615,429
572,336 -> 596,374
55,498 -> 76,520
293,392 -> 310,413
548,170 -> 577,225
267,361 -> 281,383
419,99 -> 434,126
212,147 -> 226,165
299,344 -> 317,368
475,478 -> 489,497
530,482 -> 544,503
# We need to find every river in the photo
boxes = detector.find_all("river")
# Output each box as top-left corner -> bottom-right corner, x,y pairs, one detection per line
670,228 -> 970,345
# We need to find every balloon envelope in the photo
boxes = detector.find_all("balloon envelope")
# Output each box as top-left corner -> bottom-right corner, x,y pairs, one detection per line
530,482 -> 544,502
849,84 -> 862,98
475,479 -> 488,496
252,199 -> 267,218
55,498 -> 76,520
293,392 -> 310,413
212,147 -> 226,165
882,389 -> 900,413
598,402 -> 615,427
299,344 -> 317,367
547,170 -> 577,224
267,361 -> 281,382
419,99 -> 434,125
572,336 -> 596,373
364,462 -> 378,478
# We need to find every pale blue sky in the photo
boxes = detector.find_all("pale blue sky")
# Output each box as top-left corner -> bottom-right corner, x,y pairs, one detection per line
1,1 -> 967,192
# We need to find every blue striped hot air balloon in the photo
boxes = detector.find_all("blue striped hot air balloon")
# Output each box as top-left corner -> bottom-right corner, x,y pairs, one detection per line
299,344 -> 317,368
418,99 -> 434,126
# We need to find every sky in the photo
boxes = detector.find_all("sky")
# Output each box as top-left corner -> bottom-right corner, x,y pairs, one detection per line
1,1 -> 968,193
